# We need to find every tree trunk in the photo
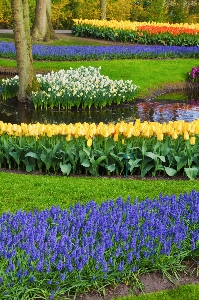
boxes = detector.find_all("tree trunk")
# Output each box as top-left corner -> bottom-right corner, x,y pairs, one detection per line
11,0 -> 35,102
31,0 -> 58,41
100,0 -> 106,20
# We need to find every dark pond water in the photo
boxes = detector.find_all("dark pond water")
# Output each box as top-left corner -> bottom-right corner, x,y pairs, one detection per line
1,74 -> 199,124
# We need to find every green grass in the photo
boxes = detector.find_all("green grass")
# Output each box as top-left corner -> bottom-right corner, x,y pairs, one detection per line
0,171 -> 199,215
115,284 -> 199,300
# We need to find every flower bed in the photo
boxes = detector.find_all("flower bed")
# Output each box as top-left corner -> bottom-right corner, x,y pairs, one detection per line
72,20 -> 199,46
189,66 -> 199,83
0,67 -> 139,109
0,119 -> 199,178
0,41 -> 199,60
0,190 -> 199,299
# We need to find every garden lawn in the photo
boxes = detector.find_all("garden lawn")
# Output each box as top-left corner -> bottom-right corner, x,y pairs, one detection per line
115,283 -> 199,300
0,171 -> 199,216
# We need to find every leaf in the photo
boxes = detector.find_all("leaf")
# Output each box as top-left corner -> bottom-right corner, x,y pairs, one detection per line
175,155 -> 187,172
158,155 -> 166,163
164,167 -> 177,177
52,140 -> 60,154
79,150 -> 86,163
129,158 -> 142,172
0,151 -> 4,166
141,164 -> 154,178
25,162 -> 34,173
141,141 -> 147,156
92,155 -> 107,169
60,163 -> 71,176
145,152 -> 157,161
184,167 -> 198,180
81,159 -> 90,168
160,139 -> 170,156
83,147 -> 91,157
109,152 -> 123,167
25,152 -> 39,160
107,164 -> 116,172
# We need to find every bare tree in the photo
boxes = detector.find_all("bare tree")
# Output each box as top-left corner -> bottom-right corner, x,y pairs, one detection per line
31,0 -> 58,42
11,0 -> 35,102
100,0 -> 107,20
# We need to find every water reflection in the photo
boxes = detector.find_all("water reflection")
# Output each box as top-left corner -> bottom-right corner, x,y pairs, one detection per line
0,97 -> 139,124
137,90 -> 199,123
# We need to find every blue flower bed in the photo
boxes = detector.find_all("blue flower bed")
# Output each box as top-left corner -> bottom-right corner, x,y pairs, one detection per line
0,41 -> 199,61
0,190 -> 199,299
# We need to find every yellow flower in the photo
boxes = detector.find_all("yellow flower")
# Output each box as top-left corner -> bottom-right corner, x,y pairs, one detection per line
184,131 -> 189,140
157,132 -> 163,141
190,136 -> 196,145
66,134 -> 71,141
122,139 -> 124,144
114,134 -> 118,142
87,138 -> 92,147
172,131 -> 178,140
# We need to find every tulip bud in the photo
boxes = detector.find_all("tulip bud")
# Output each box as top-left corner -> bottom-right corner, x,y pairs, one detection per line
190,136 -> 196,145
184,131 -> 189,140
157,133 -> 163,141
87,138 -> 92,147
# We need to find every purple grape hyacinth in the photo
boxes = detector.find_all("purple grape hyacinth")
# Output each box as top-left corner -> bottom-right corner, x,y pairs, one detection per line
0,41 -> 198,60
0,190 -> 199,298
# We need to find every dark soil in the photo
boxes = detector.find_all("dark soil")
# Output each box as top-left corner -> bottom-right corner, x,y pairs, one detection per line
63,259 -> 199,300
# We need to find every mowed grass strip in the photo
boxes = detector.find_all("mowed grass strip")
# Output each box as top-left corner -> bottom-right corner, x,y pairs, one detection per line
1,171 -> 199,214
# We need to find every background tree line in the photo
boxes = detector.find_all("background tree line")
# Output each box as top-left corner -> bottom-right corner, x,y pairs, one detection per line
1,0 -> 199,30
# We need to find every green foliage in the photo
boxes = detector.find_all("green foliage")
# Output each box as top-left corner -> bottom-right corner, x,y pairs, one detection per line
0,0 -> 198,29
0,134 -> 199,179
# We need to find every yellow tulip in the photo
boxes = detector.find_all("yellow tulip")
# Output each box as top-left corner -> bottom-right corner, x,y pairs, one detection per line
157,132 -> 163,141
190,137 -> 196,145
114,134 -> 118,142
184,131 -> 189,140
172,132 -> 178,139
87,138 -> 92,147
66,134 -> 71,141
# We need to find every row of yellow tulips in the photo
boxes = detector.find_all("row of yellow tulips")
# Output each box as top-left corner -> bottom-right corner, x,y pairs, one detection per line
0,119 -> 198,145
73,19 -> 199,32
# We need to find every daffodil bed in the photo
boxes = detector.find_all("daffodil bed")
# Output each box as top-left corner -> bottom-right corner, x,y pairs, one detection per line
0,66 -> 139,110
1,190 -> 199,299
72,20 -> 199,47
0,119 -> 198,179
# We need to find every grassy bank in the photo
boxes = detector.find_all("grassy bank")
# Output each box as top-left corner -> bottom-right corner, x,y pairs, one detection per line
0,58 -> 198,98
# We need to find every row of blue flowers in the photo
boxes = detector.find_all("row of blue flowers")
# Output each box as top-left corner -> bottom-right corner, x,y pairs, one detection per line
0,190 -> 199,299
0,41 -> 199,61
